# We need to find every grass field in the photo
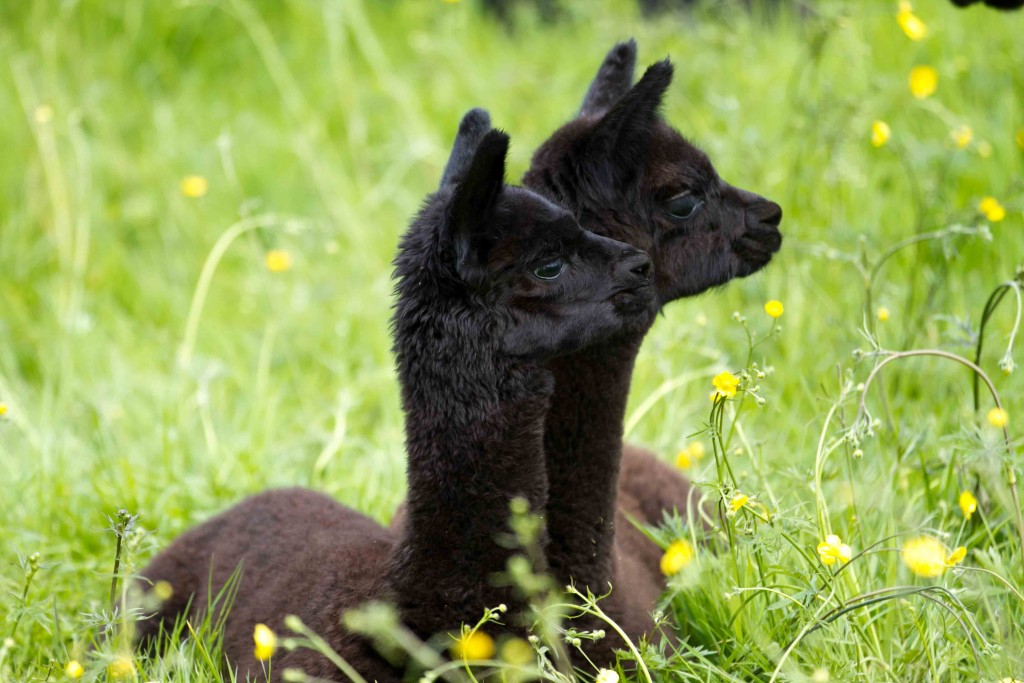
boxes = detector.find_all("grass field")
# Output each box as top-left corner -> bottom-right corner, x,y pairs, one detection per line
1,0 -> 1023,681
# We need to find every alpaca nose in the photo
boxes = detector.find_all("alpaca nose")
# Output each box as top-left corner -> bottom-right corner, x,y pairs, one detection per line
751,200 -> 783,228
621,249 -> 653,282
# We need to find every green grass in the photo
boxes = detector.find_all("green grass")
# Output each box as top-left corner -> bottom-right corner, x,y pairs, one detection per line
1,0 -> 1022,681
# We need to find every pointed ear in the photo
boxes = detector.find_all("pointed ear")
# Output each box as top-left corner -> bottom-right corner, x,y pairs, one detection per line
579,39 -> 638,117
440,108 -> 493,187
446,129 -> 509,273
585,59 -> 673,183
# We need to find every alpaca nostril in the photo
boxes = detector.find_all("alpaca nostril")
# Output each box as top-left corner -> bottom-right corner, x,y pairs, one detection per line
759,201 -> 783,227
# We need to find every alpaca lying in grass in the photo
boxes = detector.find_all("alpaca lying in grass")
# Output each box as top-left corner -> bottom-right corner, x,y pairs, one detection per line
133,110 -> 656,681
520,40 -> 783,661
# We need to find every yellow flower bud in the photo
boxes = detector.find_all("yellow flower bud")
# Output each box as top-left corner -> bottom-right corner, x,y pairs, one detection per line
265,249 -> 293,273
451,630 -> 494,660
987,407 -> 1008,428
908,66 -> 937,99
950,125 -> 972,149
979,197 -> 1006,222
958,490 -> 977,521
660,539 -> 695,575
107,655 -> 135,680
65,660 -> 84,679
254,623 -> 277,661
870,120 -> 891,148
901,536 -> 948,577
180,175 -> 208,198
897,6 -> 928,41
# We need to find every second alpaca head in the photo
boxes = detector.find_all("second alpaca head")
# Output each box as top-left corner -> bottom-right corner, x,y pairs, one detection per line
525,40 -> 783,309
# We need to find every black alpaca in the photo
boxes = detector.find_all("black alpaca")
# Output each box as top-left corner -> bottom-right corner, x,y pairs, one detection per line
388,115 -> 655,641
520,41 -> 782,661
133,110 -> 656,681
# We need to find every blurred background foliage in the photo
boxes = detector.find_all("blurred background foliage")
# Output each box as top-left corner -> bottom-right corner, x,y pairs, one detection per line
0,0 -> 1021,680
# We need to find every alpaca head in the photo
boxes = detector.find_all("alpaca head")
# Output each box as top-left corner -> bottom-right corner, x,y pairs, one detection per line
393,109 -> 656,368
523,40 -> 783,310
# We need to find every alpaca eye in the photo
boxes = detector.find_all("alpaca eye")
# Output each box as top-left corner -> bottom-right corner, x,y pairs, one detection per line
533,260 -> 565,280
666,194 -> 704,220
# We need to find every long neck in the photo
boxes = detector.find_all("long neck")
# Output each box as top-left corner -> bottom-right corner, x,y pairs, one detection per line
542,334 -> 643,593
390,317 -> 551,638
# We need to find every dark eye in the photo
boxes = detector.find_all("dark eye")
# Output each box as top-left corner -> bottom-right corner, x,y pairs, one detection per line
666,193 -> 704,220
533,260 -> 565,280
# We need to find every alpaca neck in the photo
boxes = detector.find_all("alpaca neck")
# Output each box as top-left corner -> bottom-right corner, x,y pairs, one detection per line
543,335 -> 643,594
391,345 -> 551,637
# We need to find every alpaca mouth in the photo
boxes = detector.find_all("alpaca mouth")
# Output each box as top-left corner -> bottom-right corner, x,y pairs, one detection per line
732,229 -> 782,274
608,283 -> 656,315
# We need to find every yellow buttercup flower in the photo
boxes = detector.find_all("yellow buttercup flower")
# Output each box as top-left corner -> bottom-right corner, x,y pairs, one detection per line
950,125 -> 973,149
870,120 -> 891,148
595,670 -> 620,683
180,174 -> 208,198
979,196 -> 1006,222
901,536 -> 953,577
712,371 -> 740,399
729,492 -> 749,513
876,306 -> 890,322
499,637 -> 533,666
451,630 -> 495,660
265,249 -> 293,273
988,407 -> 1008,428
153,580 -> 174,601
674,441 -> 706,469
764,300 -> 784,318
65,660 -> 84,679
107,655 -> 135,680
674,448 -> 692,469
660,539 -> 695,575
896,3 -> 928,41
947,545 -> 967,566
958,490 -> 978,521
0,403 -> 8,416
908,66 -> 938,99
816,534 -> 852,566
254,623 -> 277,661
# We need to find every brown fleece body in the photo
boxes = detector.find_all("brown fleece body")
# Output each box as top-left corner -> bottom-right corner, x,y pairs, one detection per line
134,488 -> 398,681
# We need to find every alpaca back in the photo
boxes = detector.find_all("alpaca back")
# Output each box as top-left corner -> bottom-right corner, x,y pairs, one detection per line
135,488 -> 399,681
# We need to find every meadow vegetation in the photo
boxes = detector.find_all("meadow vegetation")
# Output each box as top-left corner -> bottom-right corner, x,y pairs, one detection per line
0,0 -> 1022,681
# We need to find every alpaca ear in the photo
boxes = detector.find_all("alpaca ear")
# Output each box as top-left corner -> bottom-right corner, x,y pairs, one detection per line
584,59 -> 673,184
578,39 -> 638,118
446,129 -> 509,275
440,108 -> 493,187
